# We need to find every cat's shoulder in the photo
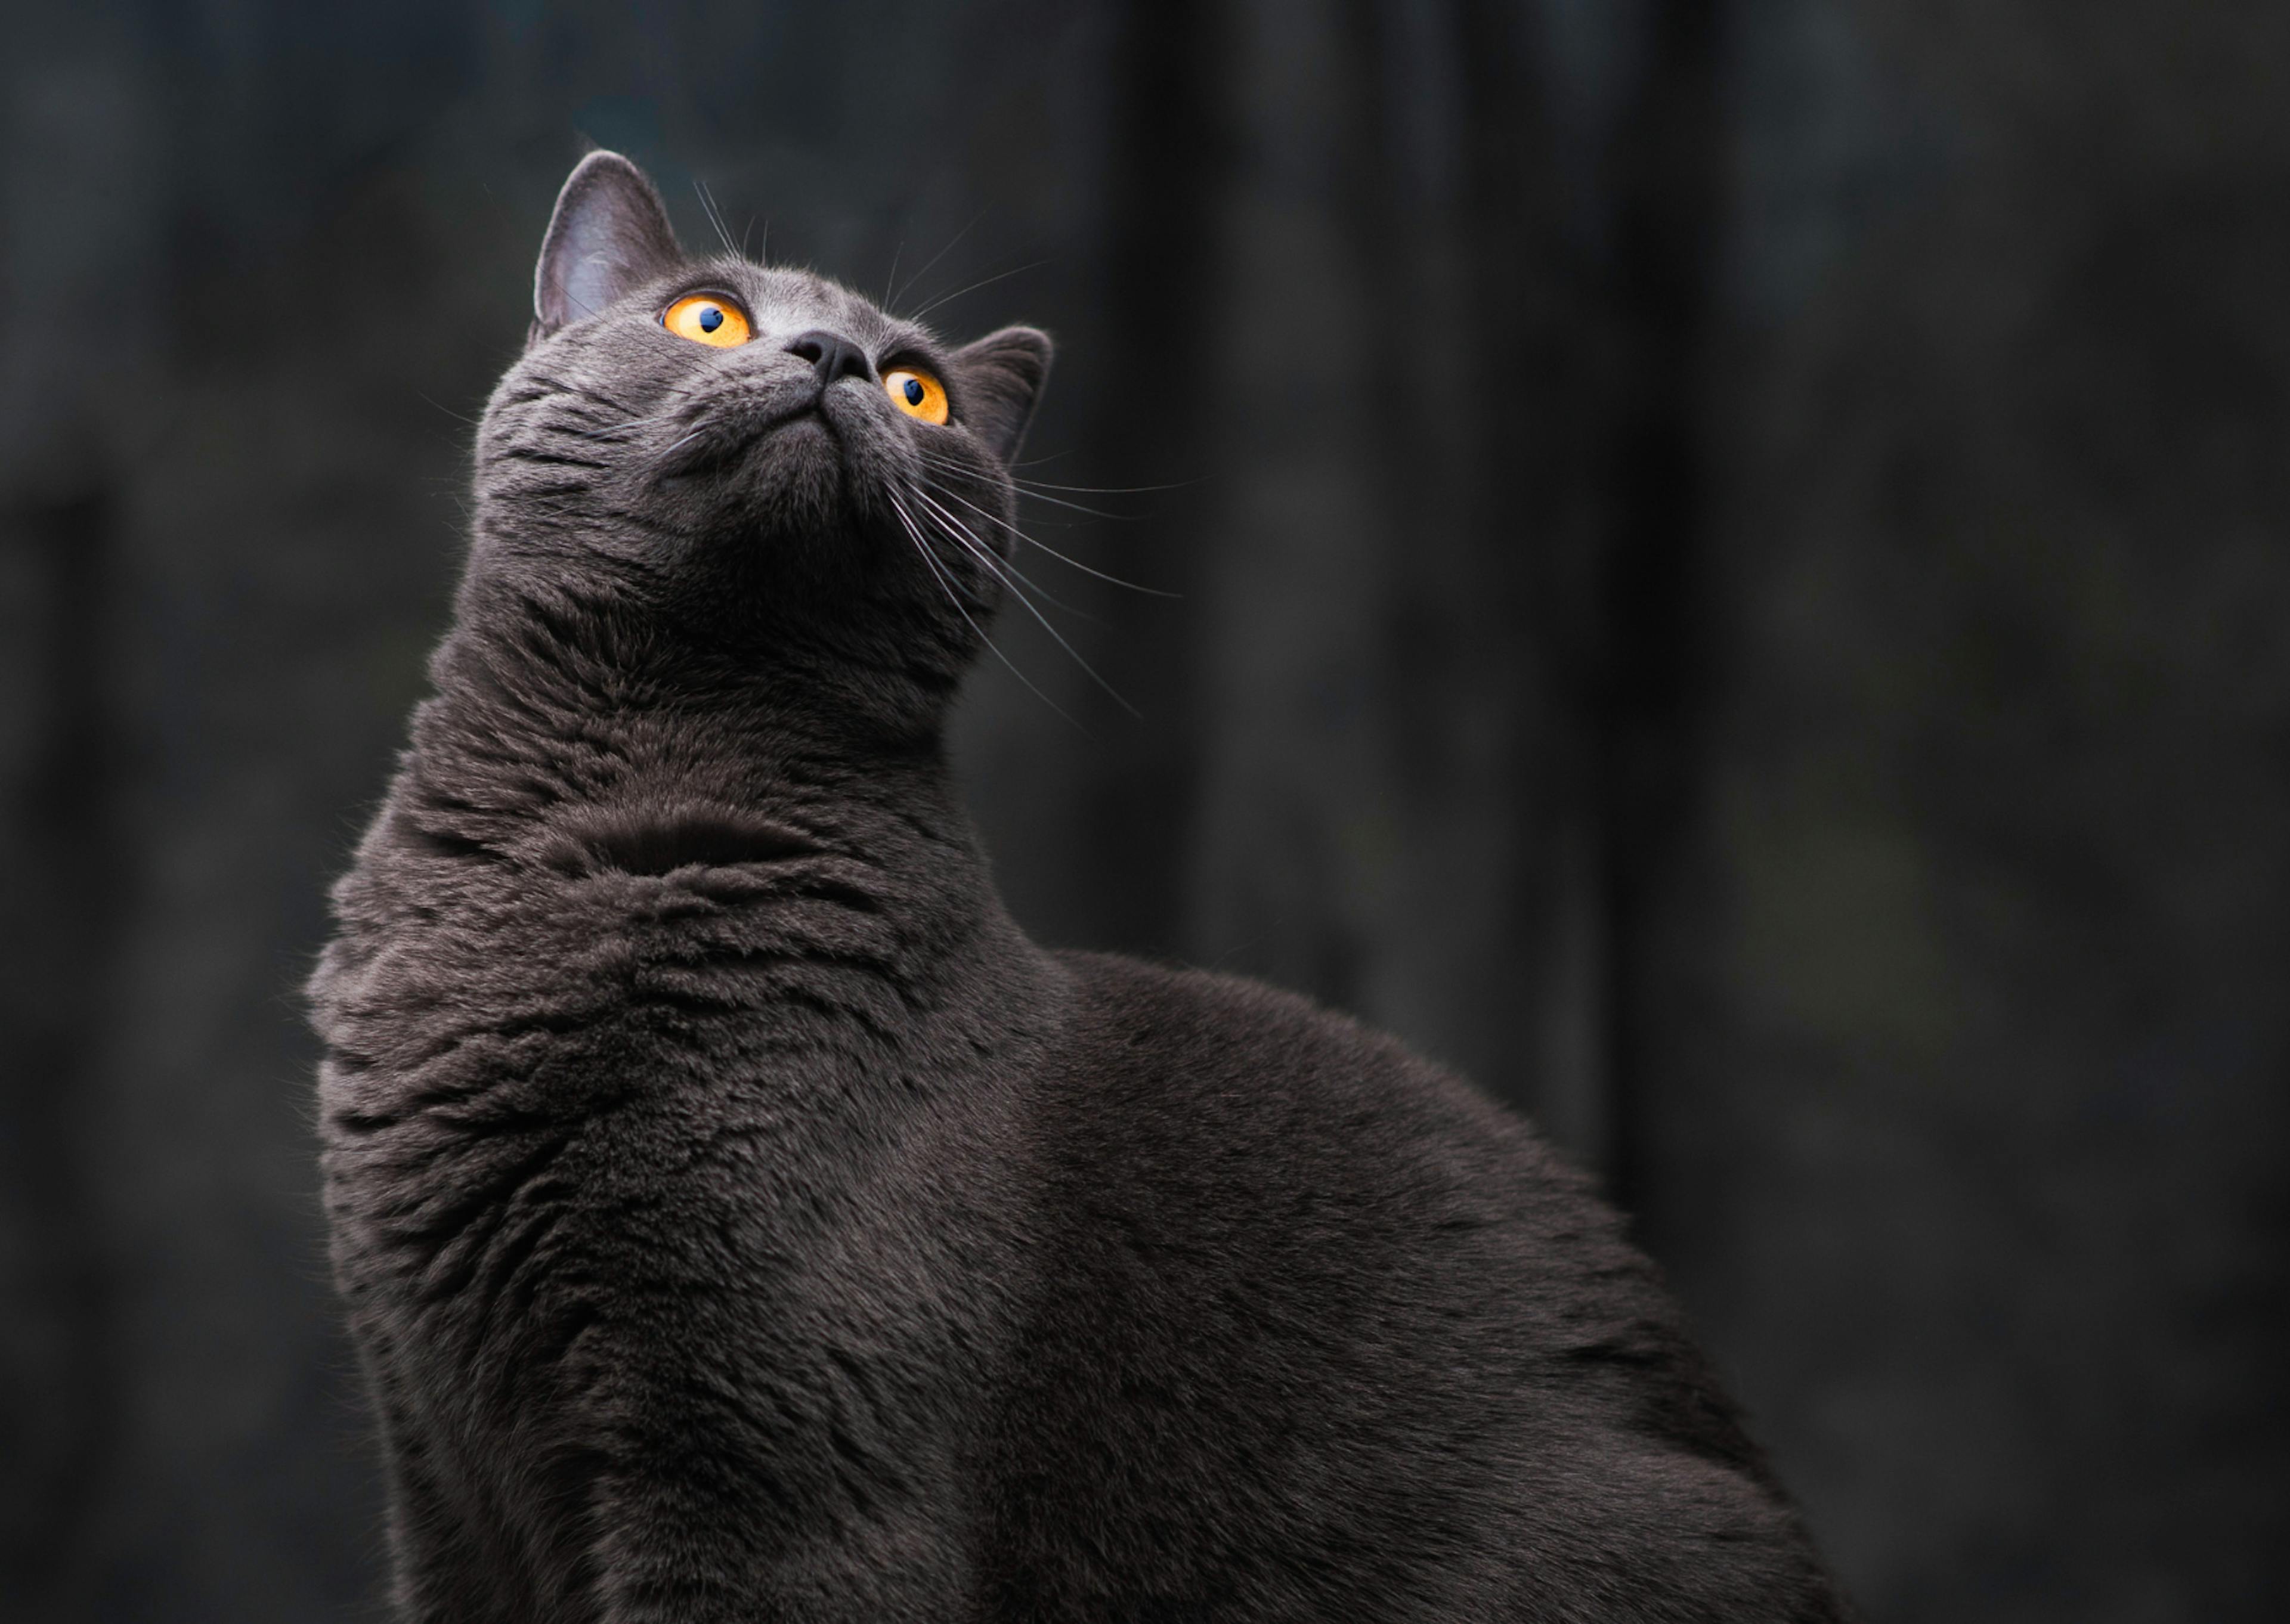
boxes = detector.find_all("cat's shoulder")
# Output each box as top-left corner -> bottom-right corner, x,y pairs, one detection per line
1038,948 -> 1597,1211
1050,947 -> 1458,1085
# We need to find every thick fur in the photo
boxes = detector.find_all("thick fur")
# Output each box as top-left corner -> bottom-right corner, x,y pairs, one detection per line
311,152 -> 1852,1622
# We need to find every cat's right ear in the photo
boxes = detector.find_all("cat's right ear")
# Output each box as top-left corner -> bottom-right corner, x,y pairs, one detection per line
531,151 -> 682,342
951,327 -> 1054,463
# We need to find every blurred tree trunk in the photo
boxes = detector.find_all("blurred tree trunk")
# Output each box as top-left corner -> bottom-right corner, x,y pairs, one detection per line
1170,0 -> 1642,1179
0,489 -> 123,1619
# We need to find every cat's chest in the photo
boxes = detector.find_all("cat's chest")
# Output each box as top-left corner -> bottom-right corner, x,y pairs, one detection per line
319,859 -> 948,1170
412,845 -> 920,1002
317,859 -> 1010,1343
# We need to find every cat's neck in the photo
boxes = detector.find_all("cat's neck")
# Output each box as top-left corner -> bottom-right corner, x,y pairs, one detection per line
391,572 -> 976,882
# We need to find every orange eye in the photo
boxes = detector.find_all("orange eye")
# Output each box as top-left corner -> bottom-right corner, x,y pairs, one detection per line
663,295 -> 751,348
882,367 -> 948,425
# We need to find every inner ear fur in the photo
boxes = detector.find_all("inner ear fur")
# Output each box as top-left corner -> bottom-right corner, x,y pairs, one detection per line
533,151 -> 682,339
953,327 -> 1054,462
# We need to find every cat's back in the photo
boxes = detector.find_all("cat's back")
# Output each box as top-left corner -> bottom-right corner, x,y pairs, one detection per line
981,950 -> 1846,1622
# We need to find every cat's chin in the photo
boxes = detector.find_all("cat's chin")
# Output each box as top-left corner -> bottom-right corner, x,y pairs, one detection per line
657,405 -> 835,482
654,411 -> 855,535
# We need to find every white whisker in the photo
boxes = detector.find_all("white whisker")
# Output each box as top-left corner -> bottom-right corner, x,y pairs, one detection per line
912,470 -> 1177,597
912,446 -> 1149,523
908,485 -> 1138,718
886,489 -> 1078,726
909,488 -> 1095,618
891,210 -> 985,315
905,259 -> 1045,324
555,411 -> 680,442
694,179 -> 739,257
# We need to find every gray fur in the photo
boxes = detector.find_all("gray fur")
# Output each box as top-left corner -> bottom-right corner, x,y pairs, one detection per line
311,151 -> 1852,1622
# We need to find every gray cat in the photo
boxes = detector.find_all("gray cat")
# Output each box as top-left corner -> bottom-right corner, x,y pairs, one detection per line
310,150 -> 1852,1623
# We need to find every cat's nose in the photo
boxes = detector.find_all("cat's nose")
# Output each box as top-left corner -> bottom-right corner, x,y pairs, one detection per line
785,330 -> 872,389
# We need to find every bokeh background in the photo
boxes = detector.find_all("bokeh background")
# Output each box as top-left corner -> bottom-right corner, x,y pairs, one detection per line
3,1 -> 2286,1619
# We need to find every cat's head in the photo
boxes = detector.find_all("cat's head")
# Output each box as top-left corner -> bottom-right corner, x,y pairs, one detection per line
467,151 -> 1050,715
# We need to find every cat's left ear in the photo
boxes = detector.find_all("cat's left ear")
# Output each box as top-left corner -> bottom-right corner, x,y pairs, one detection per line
531,150 -> 683,340
952,327 -> 1054,461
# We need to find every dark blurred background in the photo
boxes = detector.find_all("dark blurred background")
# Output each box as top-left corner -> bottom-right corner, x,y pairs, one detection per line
2,1 -> 2285,1619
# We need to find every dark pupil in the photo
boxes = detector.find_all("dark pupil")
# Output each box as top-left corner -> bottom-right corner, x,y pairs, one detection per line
697,305 -> 723,333
902,377 -> 926,406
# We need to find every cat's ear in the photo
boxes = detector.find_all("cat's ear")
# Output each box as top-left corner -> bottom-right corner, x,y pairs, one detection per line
532,151 -> 682,339
952,327 -> 1054,461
